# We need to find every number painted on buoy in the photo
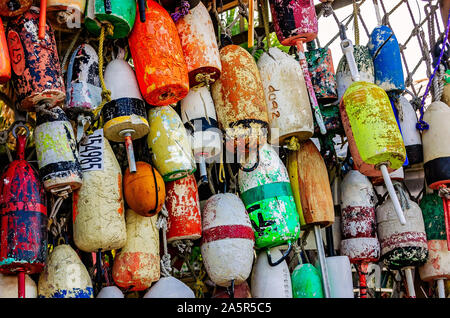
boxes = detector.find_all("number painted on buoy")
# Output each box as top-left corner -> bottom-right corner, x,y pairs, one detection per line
78,129 -> 104,172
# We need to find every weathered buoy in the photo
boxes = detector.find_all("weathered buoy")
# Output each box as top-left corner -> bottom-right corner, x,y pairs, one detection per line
368,25 -> 405,95
291,263 -> 324,298
165,174 -> 201,242
147,106 -> 196,182
102,57 -> 149,173
65,43 -> 102,141
112,209 -> 160,291
96,286 -> 124,298
257,47 -> 314,146
0,273 -> 37,298
46,0 -> 86,31
211,44 -> 269,154
376,184 -> 428,297
0,0 -> 32,17
34,106 -> 83,192
123,161 -> 165,217
340,170 -> 380,297
0,127 -> 47,298
175,0 -> 221,88
6,7 -> 65,111
201,193 -> 254,287
305,42 -> 338,104
239,143 -> 300,256
0,18 -> 11,83
73,134 -> 126,252
38,244 -> 93,298
128,0 -> 189,106
336,45 -> 374,102
419,193 -> 450,298
397,96 -> 423,165
287,139 -> 333,297
180,86 -> 222,182
323,256 -> 354,298
143,276 -> 195,298
85,0 -> 136,39
251,247 -> 292,298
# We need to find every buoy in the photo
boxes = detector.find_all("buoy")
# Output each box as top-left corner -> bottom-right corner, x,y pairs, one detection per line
0,0 -> 31,16
239,143 -> 300,258
286,139 -> 333,297
34,106 -> 83,192
65,43 -> 102,142
251,247 -> 292,298
143,276 -> 195,298
85,0 -> 136,39
46,0 -> 86,31
422,101 -> 450,249
38,244 -> 94,298
323,256 -> 355,298
0,18 -> 11,84
397,96 -> 423,165
112,209 -> 160,291
102,57 -> 149,173
175,0 -> 221,88
211,44 -> 269,154
0,125 -> 47,298
336,45 -> 374,102
96,286 -> 124,298
268,0 -> 326,134
257,47 -> 314,146
72,135 -> 126,252
6,7 -> 65,112
201,193 -> 254,288
442,71 -> 450,106
376,184 -> 428,298
180,86 -> 222,182
291,263 -> 324,298
165,174 -> 201,242
123,161 -> 165,217
212,281 -> 252,298
0,273 -> 37,298
305,41 -> 338,104
368,25 -> 405,96
340,170 -> 380,298
419,193 -> 450,298
128,0 -> 189,106
147,106 -> 196,182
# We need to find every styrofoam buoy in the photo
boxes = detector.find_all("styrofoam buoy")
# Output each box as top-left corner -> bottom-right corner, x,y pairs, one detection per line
96,286 -> 124,298
112,209 -> 160,291
291,263 -> 324,298
251,247 -> 292,298
175,0 -> 221,88
0,273 -> 37,298
257,47 -> 314,146
397,96 -> 423,165
143,276 -> 195,298
73,136 -> 126,252
323,256 -> 354,298
201,193 -> 254,288
38,244 -> 94,298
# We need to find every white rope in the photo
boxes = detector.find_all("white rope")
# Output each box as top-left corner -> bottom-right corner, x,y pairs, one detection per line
156,205 -> 172,277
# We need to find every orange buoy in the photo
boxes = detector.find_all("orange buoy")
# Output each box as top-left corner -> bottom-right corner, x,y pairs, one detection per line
211,44 -> 269,154
0,18 -> 11,84
123,161 -> 165,217
175,1 -> 221,88
128,0 -> 189,106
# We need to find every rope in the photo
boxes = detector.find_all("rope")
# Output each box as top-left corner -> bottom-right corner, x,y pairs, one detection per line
353,0 -> 359,45
92,24 -> 114,121
47,187 -> 71,234
285,136 -> 300,151
438,185 -> 450,200
156,205 -> 172,277
260,0 -> 271,49
417,7 -> 450,131
61,30 -> 81,75
35,103 -> 59,119
172,239 -> 193,255
394,182 -> 410,211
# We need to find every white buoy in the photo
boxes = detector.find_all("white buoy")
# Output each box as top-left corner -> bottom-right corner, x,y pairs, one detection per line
324,256 -> 354,298
96,286 -> 124,298
143,276 -> 195,298
0,273 -> 37,298
397,96 -> 423,165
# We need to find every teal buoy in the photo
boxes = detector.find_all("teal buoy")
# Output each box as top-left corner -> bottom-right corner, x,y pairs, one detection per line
291,263 -> 324,298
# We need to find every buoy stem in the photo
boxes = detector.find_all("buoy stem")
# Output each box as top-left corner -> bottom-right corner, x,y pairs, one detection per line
39,0 -> 47,40
358,263 -> 368,298
380,164 -> 406,225
138,0 -> 146,22
198,155 -> 208,183
340,38 -> 361,82
314,225 -> 331,298
403,267 -> 416,298
248,0 -> 254,48
18,271 -> 25,298
295,41 -> 327,135
122,131 -> 136,173
437,279 -> 446,298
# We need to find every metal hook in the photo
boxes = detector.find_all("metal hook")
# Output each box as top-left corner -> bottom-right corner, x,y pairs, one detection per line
11,122 -> 30,139
266,242 -> 292,267
238,145 -> 260,173
226,279 -> 235,298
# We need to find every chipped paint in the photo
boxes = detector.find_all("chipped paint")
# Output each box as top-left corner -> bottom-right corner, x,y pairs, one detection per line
0,0 -> 32,16
305,46 -> 337,104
